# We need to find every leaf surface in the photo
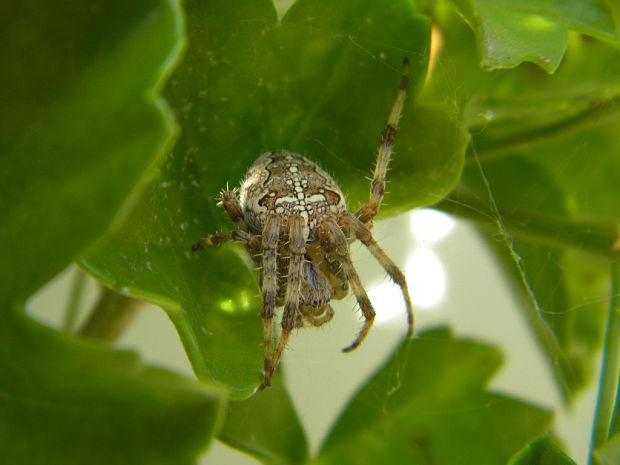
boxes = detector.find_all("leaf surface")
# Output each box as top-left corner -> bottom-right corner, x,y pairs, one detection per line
508,435 -> 578,465
219,375 -> 308,465
0,0 -> 183,305
0,309 -> 223,465
594,432 -> 620,465
451,0 -> 619,72
313,329 -> 550,465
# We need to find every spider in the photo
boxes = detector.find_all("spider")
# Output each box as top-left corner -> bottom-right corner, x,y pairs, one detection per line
192,58 -> 413,390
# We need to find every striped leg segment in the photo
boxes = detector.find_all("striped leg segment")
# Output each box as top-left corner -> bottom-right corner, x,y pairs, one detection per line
356,58 -> 410,226
191,230 -> 260,254
320,217 -> 376,352
260,215 -> 308,390
341,214 -> 414,338
258,215 -> 281,390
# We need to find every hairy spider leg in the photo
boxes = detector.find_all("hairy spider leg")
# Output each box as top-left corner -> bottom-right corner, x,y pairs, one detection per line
356,58 -> 410,226
340,214 -> 414,337
321,217 -> 376,353
260,215 -> 309,390
191,188 -> 259,251
259,215 -> 281,389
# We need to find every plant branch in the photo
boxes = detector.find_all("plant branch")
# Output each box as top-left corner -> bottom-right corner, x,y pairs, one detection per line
79,287 -> 143,342
436,190 -> 619,259
589,261 -> 620,464
468,95 -> 620,164
62,267 -> 87,332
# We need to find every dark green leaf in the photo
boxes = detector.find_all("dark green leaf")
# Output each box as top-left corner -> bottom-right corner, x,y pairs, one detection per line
450,0 -> 619,73
219,375 -> 307,465
0,0 -> 183,305
508,435 -> 577,464
314,329 -> 550,465
83,0 -> 466,396
0,308 -> 223,465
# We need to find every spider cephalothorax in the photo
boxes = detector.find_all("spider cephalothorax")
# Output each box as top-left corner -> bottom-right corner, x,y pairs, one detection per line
193,59 -> 413,390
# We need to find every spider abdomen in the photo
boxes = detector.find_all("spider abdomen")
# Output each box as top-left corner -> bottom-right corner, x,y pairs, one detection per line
239,150 -> 346,238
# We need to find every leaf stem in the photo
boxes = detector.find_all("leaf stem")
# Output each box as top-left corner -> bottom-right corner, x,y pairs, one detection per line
468,95 -> 620,164
436,188 -> 619,259
62,267 -> 87,332
78,287 -> 143,342
589,261 -> 620,464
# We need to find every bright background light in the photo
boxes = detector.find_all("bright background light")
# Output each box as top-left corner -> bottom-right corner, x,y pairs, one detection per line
410,208 -> 455,244
368,281 -> 404,323
406,248 -> 446,308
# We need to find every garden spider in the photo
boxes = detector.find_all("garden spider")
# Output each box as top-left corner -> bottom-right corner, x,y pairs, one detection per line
193,58 -> 413,390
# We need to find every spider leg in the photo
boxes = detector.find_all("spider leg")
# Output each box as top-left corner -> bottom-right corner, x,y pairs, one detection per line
259,215 -> 281,390
356,58 -> 410,226
320,217 -> 375,353
340,214 -> 414,338
191,230 -> 260,255
260,215 -> 308,390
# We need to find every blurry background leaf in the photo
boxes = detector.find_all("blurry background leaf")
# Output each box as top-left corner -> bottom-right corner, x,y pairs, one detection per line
420,2 -> 620,401
594,432 -> 620,465
313,329 -> 550,465
508,436 -> 578,465
449,0 -> 619,72
219,374 -> 307,465
447,157 -> 611,399
83,0 -> 468,396
0,0 -> 184,306
0,308 -> 223,465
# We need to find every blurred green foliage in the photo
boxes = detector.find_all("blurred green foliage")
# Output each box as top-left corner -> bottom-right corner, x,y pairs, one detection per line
1,0 -> 619,464
508,436 -> 578,465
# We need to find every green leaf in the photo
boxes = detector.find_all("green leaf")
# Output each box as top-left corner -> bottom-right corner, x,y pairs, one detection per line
454,35 -> 620,390
465,35 -> 620,228
0,0 -> 184,305
594,432 -> 620,465
425,5 -> 620,400
451,0 -> 620,73
313,329 -> 550,465
219,375 -> 308,465
0,308 -> 223,465
524,119 -> 620,226
445,157 -> 611,398
508,435 -> 577,465
424,3 -> 620,129
83,0 -> 467,396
